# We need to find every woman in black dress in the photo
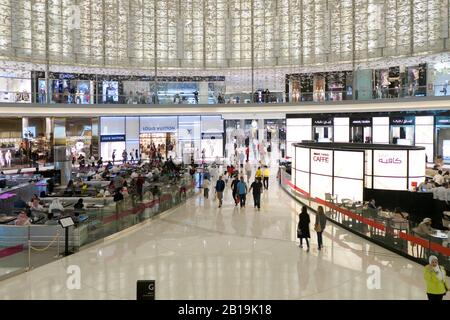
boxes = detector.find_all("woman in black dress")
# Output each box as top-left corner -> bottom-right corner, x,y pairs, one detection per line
297,206 -> 311,251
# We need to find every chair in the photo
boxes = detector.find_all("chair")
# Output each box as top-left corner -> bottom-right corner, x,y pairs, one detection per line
325,193 -> 337,216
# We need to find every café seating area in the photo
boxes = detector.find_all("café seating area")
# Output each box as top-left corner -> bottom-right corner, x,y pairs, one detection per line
279,167 -> 450,273
0,160 -> 196,279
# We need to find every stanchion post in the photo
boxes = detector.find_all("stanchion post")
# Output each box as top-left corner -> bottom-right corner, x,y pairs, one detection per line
28,239 -> 31,271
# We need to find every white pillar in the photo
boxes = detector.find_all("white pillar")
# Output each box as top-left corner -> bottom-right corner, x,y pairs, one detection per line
199,82 -> 209,104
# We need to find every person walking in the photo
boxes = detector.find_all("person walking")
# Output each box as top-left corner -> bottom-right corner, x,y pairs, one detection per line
215,175 -> 225,208
112,150 -> 116,164
231,175 -> 240,206
315,206 -> 327,250
245,146 -> 250,162
255,166 -> 262,180
249,177 -> 263,210
263,165 -> 269,190
239,150 -> 245,167
297,206 -> 311,251
122,150 -> 128,164
244,160 -> 252,184
236,176 -> 248,208
424,255 -> 448,300
203,177 -> 210,199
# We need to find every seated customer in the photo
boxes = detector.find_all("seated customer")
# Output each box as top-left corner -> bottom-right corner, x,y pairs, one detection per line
29,197 -> 44,211
15,211 -> 31,226
368,199 -> 378,210
413,218 -> 433,236
48,198 -> 64,213
433,170 -> 445,186
393,207 -> 408,221
44,212 -> 58,225
73,198 -> 85,210
418,178 -> 433,192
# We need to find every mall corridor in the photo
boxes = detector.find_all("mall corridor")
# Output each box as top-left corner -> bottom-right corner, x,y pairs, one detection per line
0,170 -> 441,300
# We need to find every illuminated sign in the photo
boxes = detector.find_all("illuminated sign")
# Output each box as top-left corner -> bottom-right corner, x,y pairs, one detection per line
313,119 -> 333,126
351,118 -> 372,126
312,152 -> 330,163
100,135 -> 125,142
378,157 -> 402,164
390,117 -> 415,125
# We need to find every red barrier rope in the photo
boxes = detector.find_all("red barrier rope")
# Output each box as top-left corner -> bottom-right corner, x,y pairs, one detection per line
283,177 -> 450,257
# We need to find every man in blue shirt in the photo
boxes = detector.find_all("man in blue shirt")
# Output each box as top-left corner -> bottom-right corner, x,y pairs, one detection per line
236,176 -> 248,208
215,175 -> 226,208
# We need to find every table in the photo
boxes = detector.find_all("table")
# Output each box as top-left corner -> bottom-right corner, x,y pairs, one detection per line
429,230 -> 449,239
378,210 -> 409,219
86,204 -> 104,209
0,216 -> 17,224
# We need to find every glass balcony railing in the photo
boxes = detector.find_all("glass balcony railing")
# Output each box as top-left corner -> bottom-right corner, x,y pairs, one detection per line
1,77 -> 449,106
0,174 -> 196,281
279,167 -> 450,273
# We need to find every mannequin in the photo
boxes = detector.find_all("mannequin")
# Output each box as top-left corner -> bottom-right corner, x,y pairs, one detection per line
5,150 -> 11,167
0,150 -> 4,167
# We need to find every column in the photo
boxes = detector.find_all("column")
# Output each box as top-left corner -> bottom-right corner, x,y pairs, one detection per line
198,81 -> 209,104
53,118 -> 72,186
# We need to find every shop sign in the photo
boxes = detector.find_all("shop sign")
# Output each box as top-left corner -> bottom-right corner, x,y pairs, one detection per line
313,119 -> 333,126
100,135 -> 125,142
351,118 -> 372,126
312,151 -> 330,163
377,157 -> 402,164
436,117 -> 450,125
376,152 -> 403,165
202,133 -> 222,139
140,117 -> 177,133
390,117 -> 415,126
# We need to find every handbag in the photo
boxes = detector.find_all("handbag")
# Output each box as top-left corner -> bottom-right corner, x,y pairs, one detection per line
297,228 -> 302,238
314,223 -> 322,232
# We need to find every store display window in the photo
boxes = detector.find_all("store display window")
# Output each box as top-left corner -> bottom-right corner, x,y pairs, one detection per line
390,117 -> 415,146
0,74 -> 31,103
350,118 -> 372,143
102,81 -> 119,103
312,118 -> 333,142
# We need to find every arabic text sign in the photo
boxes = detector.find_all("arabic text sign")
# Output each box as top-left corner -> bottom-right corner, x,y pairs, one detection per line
373,150 -> 407,177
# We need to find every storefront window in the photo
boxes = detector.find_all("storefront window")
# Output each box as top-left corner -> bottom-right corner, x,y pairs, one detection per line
0,118 -> 26,168
312,118 -> 333,142
0,72 -> 31,103
66,118 -> 93,159
350,118 -> 372,143
178,116 -> 201,163
390,117 -> 415,146
139,116 -> 178,160
23,117 -> 51,164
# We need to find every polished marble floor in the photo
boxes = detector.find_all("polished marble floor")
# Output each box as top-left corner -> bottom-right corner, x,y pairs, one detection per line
0,170 -> 446,299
